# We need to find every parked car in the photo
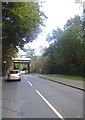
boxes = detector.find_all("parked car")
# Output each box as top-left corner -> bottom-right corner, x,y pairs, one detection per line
20,70 -> 26,74
20,70 -> 28,74
7,70 -> 21,81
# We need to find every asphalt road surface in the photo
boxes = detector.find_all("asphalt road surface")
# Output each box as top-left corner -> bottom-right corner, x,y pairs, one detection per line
2,75 -> 83,119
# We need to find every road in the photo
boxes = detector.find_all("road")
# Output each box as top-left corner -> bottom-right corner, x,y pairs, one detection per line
2,74 -> 83,119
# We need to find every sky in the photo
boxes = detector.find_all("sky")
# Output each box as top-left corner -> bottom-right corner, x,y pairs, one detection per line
19,0 -> 83,56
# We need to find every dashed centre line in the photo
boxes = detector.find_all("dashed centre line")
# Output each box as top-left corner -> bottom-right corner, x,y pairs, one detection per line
27,80 -> 63,119
27,81 -> 32,86
36,90 -> 64,119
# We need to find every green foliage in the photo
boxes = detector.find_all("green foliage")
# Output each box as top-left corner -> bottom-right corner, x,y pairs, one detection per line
46,27 -> 63,43
23,45 -> 35,58
14,63 -> 27,70
43,15 -> 84,76
2,2 -> 46,68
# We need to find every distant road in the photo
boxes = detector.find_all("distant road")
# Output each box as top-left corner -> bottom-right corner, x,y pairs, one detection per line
2,75 -> 83,118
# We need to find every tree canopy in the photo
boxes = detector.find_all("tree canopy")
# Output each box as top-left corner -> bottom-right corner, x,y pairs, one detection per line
2,2 -> 46,67
23,45 -> 35,58
43,15 -> 84,76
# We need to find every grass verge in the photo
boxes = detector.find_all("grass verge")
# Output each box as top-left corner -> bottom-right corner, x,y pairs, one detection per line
45,74 -> 84,81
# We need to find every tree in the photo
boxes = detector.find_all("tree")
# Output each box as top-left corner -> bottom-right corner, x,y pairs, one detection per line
30,56 -> 45,73
46,27 -> 63,43
23,45 -> 35,58
2,2 -> 46,66
43,15 -> 84,76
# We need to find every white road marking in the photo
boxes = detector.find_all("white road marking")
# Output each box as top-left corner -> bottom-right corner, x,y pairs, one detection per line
36,90 -> 64,119
27,81 -> 32,86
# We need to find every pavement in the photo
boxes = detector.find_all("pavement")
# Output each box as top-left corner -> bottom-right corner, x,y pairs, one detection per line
33,74 -> 85,91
